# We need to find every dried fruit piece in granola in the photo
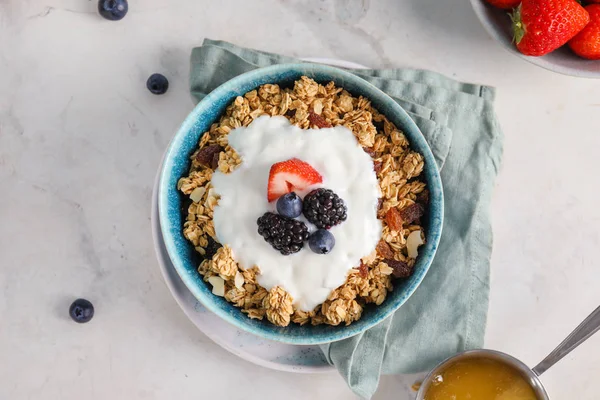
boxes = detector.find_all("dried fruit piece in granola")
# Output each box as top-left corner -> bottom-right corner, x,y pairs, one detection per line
204,236 -> 222,260
386,207 -> 403,232
385,259 -> 412,278
308,111 -> 332,128
376,239 -> 395,259
357,261 -> 369,278
400,203 -> 425,225
196,144 -> 223,169
373,160 -> 382,174
211,152 -> 220,170
416,189 -> 429,205
363,146 -> 377,158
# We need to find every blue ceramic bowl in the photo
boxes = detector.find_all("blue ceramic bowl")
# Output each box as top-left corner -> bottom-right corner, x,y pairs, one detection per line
158,63 -> 444,345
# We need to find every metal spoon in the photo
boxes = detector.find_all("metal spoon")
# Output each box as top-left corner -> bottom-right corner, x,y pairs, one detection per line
416,305 -> 600,399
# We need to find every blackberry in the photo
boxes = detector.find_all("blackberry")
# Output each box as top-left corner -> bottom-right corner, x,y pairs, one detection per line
302,189 -> 347,229
257,212 -> 309,255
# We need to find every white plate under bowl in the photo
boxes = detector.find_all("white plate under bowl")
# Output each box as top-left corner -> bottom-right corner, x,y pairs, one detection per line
151,58 -> 366,373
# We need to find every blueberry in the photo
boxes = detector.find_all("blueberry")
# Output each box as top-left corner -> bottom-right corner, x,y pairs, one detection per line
308,229 -> 335,254
98,0 -> 128,21
276,192 -> 302,219
146,73 -> 169,95
69,298 -> 94,323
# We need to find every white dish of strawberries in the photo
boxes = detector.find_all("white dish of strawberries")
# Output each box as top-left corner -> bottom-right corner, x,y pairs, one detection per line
472,0 -> 600,77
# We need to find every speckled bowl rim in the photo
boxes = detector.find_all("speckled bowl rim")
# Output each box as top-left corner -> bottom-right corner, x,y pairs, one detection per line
470,0 -> 600,79
158,63 -> 444,345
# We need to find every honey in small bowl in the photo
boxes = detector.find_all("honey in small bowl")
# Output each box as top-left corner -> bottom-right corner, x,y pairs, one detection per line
423,357 -> 538,400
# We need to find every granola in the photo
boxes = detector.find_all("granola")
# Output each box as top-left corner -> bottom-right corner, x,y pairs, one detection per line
177,76 -> 428,327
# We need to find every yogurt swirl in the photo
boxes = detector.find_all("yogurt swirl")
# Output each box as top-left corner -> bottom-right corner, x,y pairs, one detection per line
211,116 -> 381,311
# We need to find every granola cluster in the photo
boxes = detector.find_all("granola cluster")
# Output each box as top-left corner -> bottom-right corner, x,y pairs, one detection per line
177,76 -> 428,327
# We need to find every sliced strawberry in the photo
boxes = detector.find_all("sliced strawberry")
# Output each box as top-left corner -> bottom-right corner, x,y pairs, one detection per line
267,158 -> 323,202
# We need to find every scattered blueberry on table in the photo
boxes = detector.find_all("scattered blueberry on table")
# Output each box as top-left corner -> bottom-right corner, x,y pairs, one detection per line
69,298 -> 94,323
98,0 -> 128,21
146,73 -> 169,95
308,229 -> 335,254
276,192 -> 303,219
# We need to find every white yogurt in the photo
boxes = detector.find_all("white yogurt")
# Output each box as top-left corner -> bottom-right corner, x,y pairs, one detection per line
211,116 -> 381,311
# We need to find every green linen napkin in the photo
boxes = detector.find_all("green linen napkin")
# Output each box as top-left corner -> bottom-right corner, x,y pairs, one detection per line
189,39 -> 503,399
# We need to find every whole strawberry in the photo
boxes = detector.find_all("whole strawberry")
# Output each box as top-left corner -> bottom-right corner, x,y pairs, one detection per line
512,0 -> 590,56
485,0 -> 521,10
569,5 -> 600,59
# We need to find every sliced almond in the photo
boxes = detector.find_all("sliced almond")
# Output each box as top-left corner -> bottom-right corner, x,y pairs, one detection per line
406,230 -> 424,259
189,187 -> 206,203
313,100 -> 323,115
234,271 -> 244,290
207,275 -> 225,297
205,188 -> 218,206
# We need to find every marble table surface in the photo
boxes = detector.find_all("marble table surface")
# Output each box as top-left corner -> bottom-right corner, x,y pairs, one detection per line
2,0 -> 600,399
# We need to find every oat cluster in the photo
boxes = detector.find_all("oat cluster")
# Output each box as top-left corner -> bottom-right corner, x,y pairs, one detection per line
177,76 -> 428,327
